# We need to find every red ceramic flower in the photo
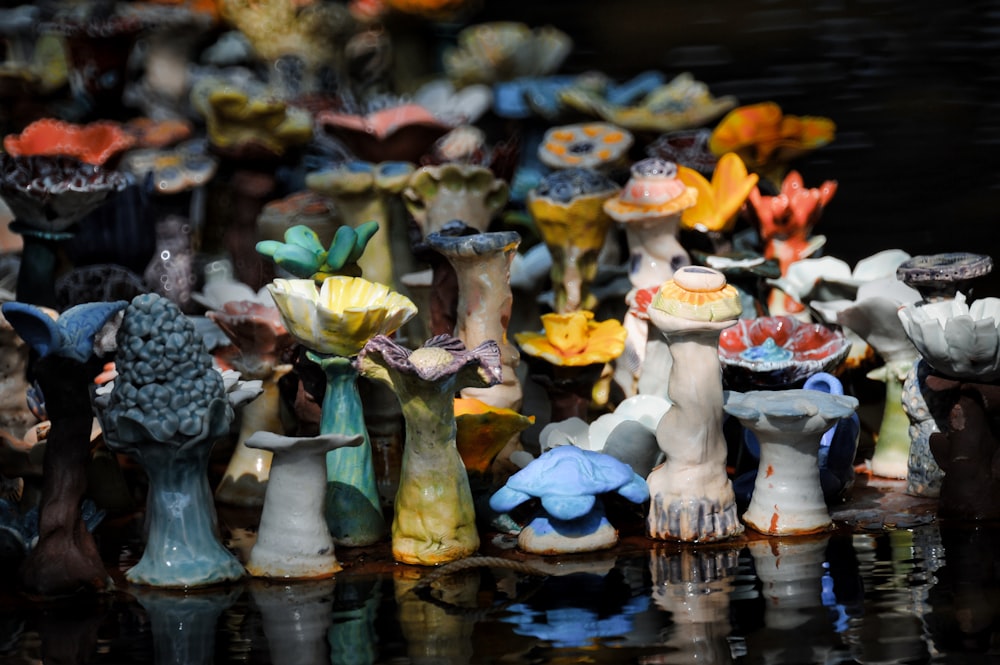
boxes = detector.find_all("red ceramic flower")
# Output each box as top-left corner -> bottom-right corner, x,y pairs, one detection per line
747,171 -> 837,313
718,315 -> 851,389
4,119 -> 136,166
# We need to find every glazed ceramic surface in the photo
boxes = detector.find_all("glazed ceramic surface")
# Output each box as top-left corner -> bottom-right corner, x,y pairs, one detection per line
897,293 -> 1000,383
726,388 -> 858,535
4,118 -> 136,166
896,252 -> 993,302
0,300 -> 126,595
527,168 -> 620,313
244,431 -> 363,579
489,445 -> 649,554
426,231 -> 523,413
645,266 -> 744,543
718,315 -> 852,390
95,294 -> 251,587
558,72 -> 737,134
267,276 -> 416,547
358,334 -> 502,565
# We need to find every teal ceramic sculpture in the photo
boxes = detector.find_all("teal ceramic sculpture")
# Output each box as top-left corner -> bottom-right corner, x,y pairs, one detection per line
94,293 -> 257,587
266,276 -> 416,547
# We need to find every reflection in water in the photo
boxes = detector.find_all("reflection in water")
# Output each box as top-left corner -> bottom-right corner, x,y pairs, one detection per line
926,525 -> 1000,657
499,567 -> 650,647
849,529 -> 931,664
6,524 -> 1000,663
743,535 -> 855,664
394,567 -> 478,664
329,576 -> 382,665
131,585 -> 242,665
252,578 -> 336,665
646,546 -> 739,665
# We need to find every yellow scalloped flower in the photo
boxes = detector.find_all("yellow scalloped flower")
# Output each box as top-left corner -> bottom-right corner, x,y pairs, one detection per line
454,397 -> 535,474
267,276 -> 417,357
515,311 -> 627,366
677,152 -> 759,234
528,191 -> 616,254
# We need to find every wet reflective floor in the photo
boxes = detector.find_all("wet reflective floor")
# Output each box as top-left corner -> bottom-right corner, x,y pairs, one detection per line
1,476 -> 997,664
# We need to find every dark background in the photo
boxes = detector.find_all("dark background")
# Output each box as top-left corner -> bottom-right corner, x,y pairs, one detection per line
465,0 -> 1000,296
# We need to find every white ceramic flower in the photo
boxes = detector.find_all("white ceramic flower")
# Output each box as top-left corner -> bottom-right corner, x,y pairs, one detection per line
811,276 -> 922,364
771,249 -> 912,306
267,276 -> 417,357
898,293 -> 1000,382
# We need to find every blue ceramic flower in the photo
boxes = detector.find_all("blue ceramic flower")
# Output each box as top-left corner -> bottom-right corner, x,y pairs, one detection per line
1,299 -> 127,362
490,444 -> 648,554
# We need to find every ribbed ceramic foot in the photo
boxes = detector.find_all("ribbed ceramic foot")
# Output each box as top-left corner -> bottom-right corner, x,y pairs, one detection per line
647,495 -> 743,543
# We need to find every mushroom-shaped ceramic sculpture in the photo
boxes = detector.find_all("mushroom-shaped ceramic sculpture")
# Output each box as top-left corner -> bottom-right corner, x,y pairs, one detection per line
489,444 -> 649,554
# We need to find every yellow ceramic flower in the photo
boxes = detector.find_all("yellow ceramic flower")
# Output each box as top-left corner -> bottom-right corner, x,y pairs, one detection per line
515,311 -> 627,367
677,152 -> 759,234
454,397 -> 535,474
528,192 -> 615,254
267,276 -> 417,357
191,78 -> 312,157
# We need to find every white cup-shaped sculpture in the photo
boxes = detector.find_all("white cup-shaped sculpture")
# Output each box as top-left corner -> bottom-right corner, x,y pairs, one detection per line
725,389 -> 858,535
897,293 -> 1000,383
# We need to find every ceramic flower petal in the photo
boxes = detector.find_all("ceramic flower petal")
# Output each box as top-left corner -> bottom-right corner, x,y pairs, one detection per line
2,300 -> 127,362
901,295 -> 1000,381
455,397 -> 535,474
515,312 -> 627,367
267,276 -> 416,357
678,152 -> 758,233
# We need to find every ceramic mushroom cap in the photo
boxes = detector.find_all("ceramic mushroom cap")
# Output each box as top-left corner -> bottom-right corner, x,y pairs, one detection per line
490,444 -> 649,521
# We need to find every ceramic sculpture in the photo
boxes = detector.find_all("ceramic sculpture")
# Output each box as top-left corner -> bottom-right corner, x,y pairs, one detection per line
244,430 -> 363,578
725,388 -> 858,535
94,293 -> 259,587
489,444 -> 649,554
0,155 -> 128,309
358,334 -> 502,564
604,157 -> 697,399
266,276 -> 416,547
898,292 -> 1000,520
0,299 -> 126,594
644,266 -> 743,542
207,300 -> 294,507
526,168 -> 620,314
515,310 -> 627,422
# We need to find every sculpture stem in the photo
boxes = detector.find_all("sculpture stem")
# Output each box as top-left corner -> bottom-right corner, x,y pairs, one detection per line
314,353 -> 387,547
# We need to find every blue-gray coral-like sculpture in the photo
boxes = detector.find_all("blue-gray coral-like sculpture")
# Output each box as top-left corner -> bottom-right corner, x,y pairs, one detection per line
95,293 -> 247,587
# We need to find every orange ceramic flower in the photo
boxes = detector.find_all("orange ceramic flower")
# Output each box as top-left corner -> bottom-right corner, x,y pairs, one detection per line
454,397 -> 534,474
708,102 -> 835,183
677,152 -> 759,234
515,311 -> 627,367
4,119 -> 136,166
384,0 -> 473,20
